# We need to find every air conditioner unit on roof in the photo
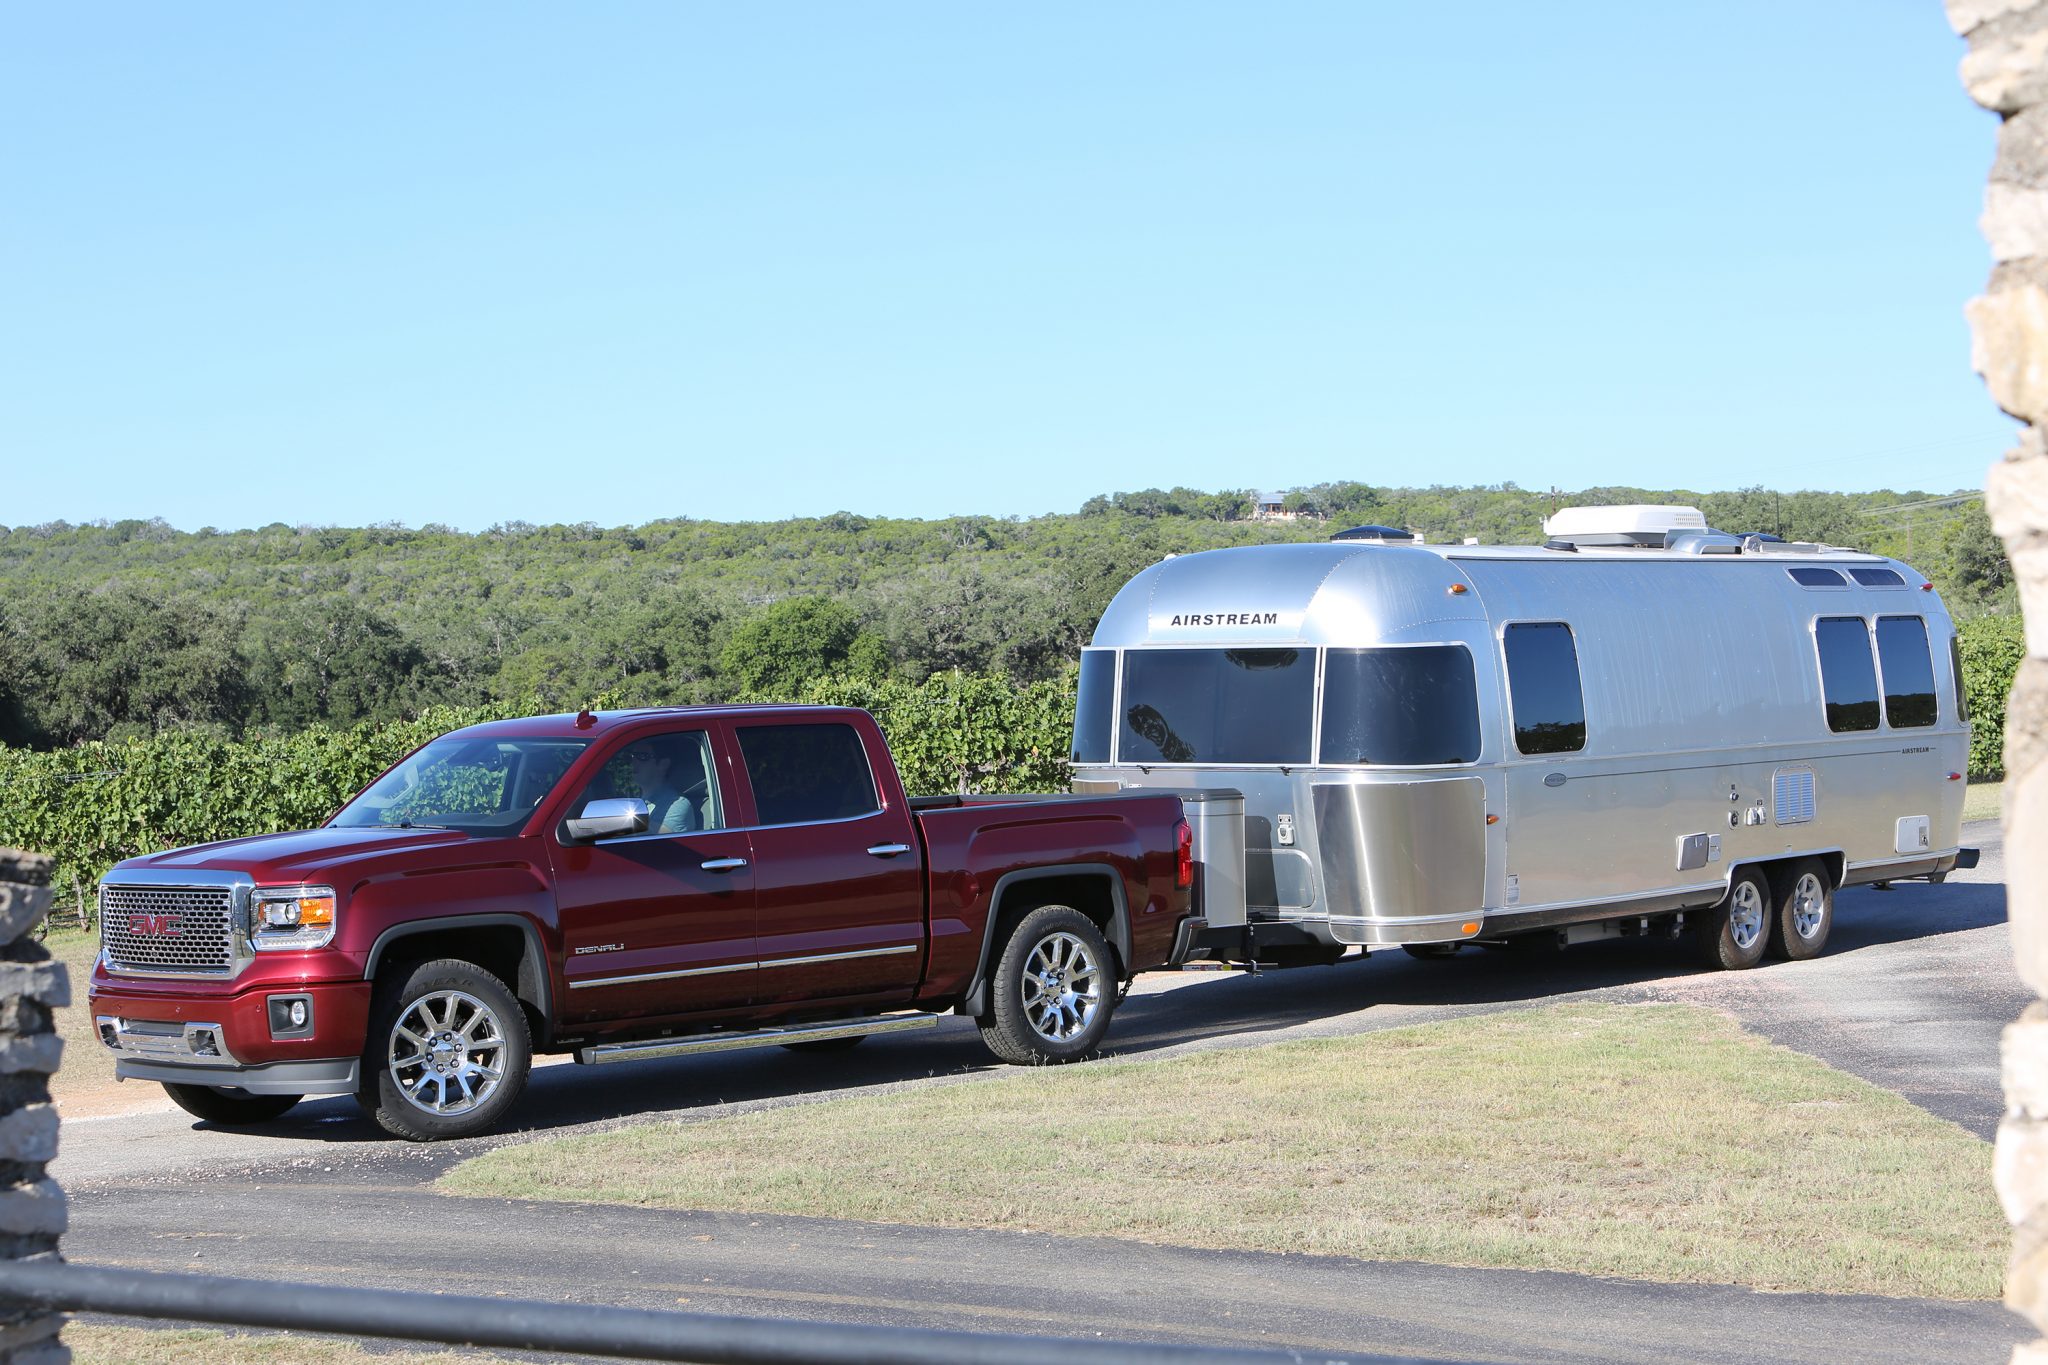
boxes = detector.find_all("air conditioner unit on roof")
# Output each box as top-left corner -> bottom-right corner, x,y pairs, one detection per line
1543,505 -> 1708,548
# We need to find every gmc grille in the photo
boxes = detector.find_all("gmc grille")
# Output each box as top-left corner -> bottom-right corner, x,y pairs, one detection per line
100,885 -> 239,976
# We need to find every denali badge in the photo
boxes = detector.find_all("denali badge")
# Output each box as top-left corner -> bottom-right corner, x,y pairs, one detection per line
128,913 -> 182,937
574,942 -> 624,956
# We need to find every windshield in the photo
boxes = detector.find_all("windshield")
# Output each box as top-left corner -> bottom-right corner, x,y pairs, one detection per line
331,736 -> 591,835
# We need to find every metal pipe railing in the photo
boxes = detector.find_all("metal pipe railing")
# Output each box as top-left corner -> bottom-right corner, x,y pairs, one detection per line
0,1259 -> 1450,1365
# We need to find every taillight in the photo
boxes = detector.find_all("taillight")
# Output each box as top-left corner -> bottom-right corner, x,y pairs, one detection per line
1175,819 -> 1193,889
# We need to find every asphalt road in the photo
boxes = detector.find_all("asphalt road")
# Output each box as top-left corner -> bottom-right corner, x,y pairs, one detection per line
53,821 -> 2031,1362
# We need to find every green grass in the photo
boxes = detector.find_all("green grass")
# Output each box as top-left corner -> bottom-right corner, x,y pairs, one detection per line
1965,779 -> 2004,824
68,1326 -> 517,1363
442,1003 -> 2005,1300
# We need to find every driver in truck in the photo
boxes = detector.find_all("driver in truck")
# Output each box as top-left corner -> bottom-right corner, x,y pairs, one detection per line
627,741 -> 702,833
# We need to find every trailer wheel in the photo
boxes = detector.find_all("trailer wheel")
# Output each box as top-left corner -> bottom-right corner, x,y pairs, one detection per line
1697,869 -> 1771,970
1768,860 -> 1833,961
162,1084 -> 302,1127
979,905 -> 1116,1065
359,958 -> 532,1142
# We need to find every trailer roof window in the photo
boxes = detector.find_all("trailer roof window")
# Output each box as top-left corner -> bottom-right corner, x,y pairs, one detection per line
1503,623 -> 1587,755
1815,617 -> 1880,733
1072,650 -> 1115,764
1788,567 -> 1846,588
1876,616 -> 1937,729
1321,645 -> 1481,766
1119,648 -> 1314,765
1850,567 -> 1906,588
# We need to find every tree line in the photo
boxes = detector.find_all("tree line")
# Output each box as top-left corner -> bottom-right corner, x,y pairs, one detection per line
0,482 -> 2015,751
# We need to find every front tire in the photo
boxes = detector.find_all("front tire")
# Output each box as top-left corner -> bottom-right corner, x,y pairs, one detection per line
163,1084 -> 301,1126
979,905 -> 1117,1065
1697,868 -> 1772,970
359,958 -> 531,1142
1769,860 -> 1834,961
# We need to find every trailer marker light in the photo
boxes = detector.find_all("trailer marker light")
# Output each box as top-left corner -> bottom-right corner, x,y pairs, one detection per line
1921,583 -> 1934,591
1485,814 -> 1499,825
1448,584 -> 1469,595
1460,922 -> 1480,936
1949,772 -> 1963,781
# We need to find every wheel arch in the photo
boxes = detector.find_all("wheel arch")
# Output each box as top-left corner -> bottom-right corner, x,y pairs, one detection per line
958,865 -> 1130,1018
365,916 -> 554,1049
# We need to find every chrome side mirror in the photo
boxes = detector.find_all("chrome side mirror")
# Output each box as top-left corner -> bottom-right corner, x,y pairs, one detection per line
564,797 -> 651,842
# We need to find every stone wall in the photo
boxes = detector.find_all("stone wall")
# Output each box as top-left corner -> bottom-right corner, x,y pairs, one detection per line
1951,2 -> 2048,1357
0,853 -> 66,1365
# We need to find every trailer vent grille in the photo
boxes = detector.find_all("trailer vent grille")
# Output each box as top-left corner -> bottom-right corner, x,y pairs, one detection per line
1773,768 -> 1816,826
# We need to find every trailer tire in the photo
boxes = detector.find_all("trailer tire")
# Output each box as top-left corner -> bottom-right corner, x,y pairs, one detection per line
1697,869 -> 1772,970
162,1084 -> 301,1126
1768,860 -> 1833,961
979,905 -> 1116,1065
359,958 -> 531,1142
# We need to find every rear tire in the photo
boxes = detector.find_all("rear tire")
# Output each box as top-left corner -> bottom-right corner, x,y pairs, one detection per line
359,958 -> 531,1142
979,905 -> 1117,1065
1768,860 -> 1833,961
163,1084 -> 301,1126
1696,868 -> 1771,970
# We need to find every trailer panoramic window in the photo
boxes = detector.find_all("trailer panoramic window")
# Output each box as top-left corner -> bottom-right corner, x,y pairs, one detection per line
1815,617 -> 1880,733
1850,567 -> 1906,588
1876,616 -> 1937,729
1788,567 -> 1846,588
1321,646 -> 1481,766
1118,648 -> 1314,765
1072,650 -> 1115,763
1503,623 -> 1587,755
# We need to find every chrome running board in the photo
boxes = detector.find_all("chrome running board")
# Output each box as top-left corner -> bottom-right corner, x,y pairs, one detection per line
575,1012 -> 939,1066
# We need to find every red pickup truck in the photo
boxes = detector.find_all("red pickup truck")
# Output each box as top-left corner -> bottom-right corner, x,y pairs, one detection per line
88,706 -> 1193,1140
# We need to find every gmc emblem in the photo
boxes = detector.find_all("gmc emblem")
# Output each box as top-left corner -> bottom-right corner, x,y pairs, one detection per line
128,914 -> 182,938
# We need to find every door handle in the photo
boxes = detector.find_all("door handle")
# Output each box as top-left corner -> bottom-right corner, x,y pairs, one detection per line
700,857 -> 749,873
866,843 -> 912,858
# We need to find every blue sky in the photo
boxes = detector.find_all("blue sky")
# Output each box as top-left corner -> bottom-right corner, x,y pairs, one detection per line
0,3 -> 2016,532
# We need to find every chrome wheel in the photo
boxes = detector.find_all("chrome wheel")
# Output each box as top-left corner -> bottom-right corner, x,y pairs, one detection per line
1789,872 -> 1826,940
1728,878 -> 1766,952
1020,931 -> 1103,1045
388,989 -> 506,1117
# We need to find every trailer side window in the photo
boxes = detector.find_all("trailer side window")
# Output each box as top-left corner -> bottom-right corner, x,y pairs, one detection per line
1072,650 -> 1115,763
1850,567 -> 1906,588
1503,623 -> 1587,755
1951,632 -> 1970,723
1875,616 -> 1937,729
1815,617 -> 1880,733
1321,646 -> 1481,766
1119,648 -> 1315,765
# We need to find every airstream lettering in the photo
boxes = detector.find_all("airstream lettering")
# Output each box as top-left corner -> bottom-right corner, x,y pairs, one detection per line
1071,506 -> 1977,971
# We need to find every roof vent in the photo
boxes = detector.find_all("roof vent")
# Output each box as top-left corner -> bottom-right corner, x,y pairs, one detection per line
1665,530 -> 1745,555
1331,524 -> 1416,544
1542,505 -> 1707,548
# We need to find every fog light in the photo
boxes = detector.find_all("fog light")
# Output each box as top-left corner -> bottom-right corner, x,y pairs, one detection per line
267,995 -> 314,1038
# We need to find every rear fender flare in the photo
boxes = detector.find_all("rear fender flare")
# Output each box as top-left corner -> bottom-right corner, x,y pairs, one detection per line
959,864 -> 1130,1018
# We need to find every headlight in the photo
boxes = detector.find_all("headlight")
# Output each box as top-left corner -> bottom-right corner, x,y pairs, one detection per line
251,885 -> 337,952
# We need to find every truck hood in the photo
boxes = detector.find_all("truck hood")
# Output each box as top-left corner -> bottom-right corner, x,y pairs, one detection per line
109,826 -> 474,886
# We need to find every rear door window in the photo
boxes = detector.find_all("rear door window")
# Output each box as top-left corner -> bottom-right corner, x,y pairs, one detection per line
1815,617 -> 1880,733
1321,645 -> 1481,765
736,723 -> 880,825
1875,616 -> 1937,729
1502,622 -> 1587,755
1118,649 -> 1315,764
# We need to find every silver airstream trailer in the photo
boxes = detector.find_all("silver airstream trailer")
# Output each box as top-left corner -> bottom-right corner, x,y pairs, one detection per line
1069,506 -> 1976,970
